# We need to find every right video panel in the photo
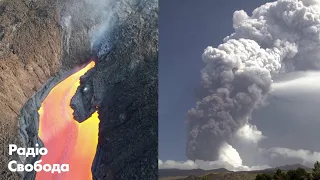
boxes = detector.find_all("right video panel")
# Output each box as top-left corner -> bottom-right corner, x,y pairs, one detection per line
159,0 -> 320,179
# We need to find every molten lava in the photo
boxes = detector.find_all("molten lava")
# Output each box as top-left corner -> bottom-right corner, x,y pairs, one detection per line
37,61 -> 99,180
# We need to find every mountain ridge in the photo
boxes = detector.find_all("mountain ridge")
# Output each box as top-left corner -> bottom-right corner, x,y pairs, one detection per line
159,164 -> 312,179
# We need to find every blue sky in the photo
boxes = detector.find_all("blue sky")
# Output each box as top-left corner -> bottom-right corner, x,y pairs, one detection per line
158,0 -> 272,161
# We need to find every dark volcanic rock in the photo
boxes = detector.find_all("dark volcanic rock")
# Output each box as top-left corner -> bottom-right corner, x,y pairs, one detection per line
13,0 -> 157,179
70,0 -> 158,179
0,0 -> 62,179
12,0 -> 123,179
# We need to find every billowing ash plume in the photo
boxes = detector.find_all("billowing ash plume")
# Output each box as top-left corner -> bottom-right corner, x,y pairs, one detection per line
187,0 -> 320,161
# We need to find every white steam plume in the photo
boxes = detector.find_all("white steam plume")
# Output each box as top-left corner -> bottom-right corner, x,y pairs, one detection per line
187,0 -> 320,162
160,142 -> 270,171
234,124 -> 266,144
162,122 -> 320,170
159,146 -> 320,170
59,0 -> 153,59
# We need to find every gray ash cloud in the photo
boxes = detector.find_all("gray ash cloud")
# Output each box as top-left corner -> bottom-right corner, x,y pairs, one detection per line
186,0 -> 320,161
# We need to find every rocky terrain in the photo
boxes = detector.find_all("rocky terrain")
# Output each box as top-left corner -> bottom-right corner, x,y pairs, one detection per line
70,1 -> 158,179
0,0 -> 100,177
0,0 -> 158,179
0,1 -> 62,179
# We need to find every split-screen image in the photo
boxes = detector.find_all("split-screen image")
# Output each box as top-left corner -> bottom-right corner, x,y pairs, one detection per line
0,0 -> 320,180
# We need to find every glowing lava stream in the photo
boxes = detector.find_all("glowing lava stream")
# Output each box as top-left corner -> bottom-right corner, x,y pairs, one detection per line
37,61 -> 99,180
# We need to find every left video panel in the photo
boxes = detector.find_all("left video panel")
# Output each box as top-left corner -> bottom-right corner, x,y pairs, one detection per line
0,0 -> 158,179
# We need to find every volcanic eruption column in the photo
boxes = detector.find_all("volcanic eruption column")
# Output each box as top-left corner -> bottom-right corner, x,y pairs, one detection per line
37,61 -> 99,180
187,0 -> 320,161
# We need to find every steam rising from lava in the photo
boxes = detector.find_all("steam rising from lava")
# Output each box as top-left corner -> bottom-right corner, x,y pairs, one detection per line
187,0 -> 320,161
37,61 -> 99,180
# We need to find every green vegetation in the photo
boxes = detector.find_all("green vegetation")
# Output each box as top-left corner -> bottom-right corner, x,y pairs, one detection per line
255,161 -> 320,180
166,162 -> 320,180
312,161 -> 320,180
256,173 -> 273,180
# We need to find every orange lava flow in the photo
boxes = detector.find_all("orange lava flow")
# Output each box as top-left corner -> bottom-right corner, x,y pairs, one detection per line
36,61 -> 99,180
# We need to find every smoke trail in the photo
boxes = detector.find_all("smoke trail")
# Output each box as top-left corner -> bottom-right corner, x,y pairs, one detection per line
58,0 -> 150,65
85,0 -> 156,58
187,0 -> 320,161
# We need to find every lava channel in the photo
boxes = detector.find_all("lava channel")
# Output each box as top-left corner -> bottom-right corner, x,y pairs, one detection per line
37,61 -> 99,180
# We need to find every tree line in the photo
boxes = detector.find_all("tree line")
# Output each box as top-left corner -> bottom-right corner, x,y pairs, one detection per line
256,161 -> 320,180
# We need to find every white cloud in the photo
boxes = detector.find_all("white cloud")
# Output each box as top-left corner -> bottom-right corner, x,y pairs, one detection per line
272,72 -> 320,94
300,0 -> 320,6
158,158 -> 270,171
268,148 -> 320,165
158,159 -> 198,170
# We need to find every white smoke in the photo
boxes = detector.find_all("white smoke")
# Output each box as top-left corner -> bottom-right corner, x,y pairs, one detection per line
88,0 -> 157,57
229,124 -> 268,167
234,124 -> 266,144
232,10 -> 250,29
159,142 -> 270,171
61,15 -> 72,54
159,146 -> 320,170
162,123 -> 320,170
186,0 -> 320,168
59,0 -> 147,57
218,142 -> 243,168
